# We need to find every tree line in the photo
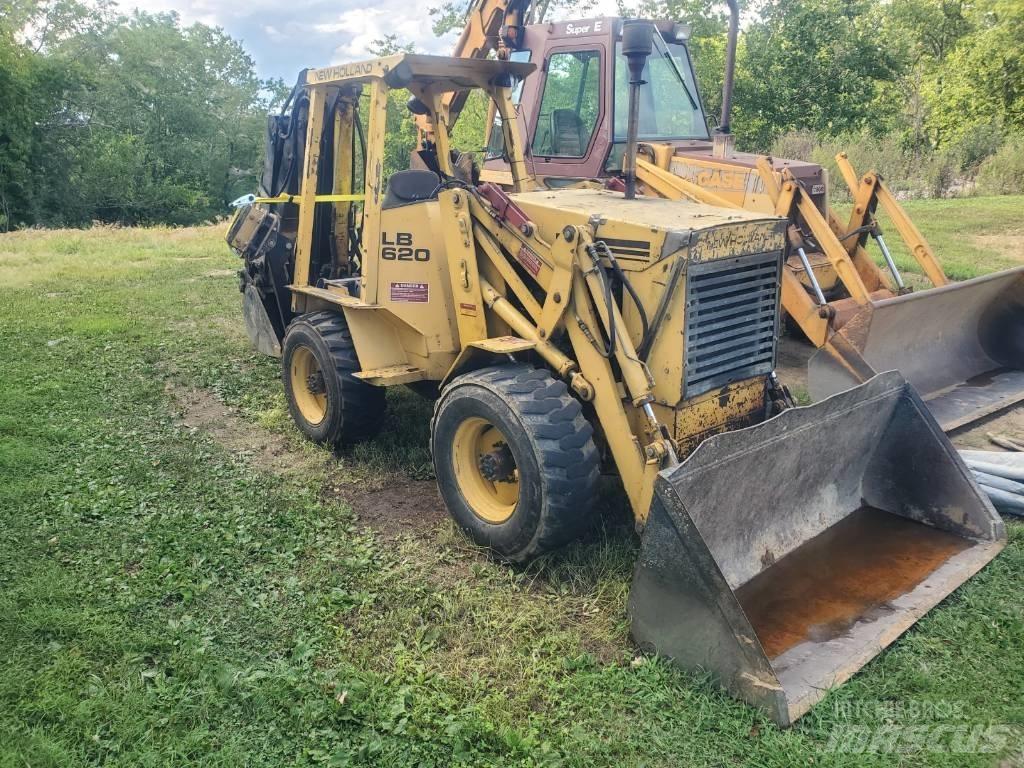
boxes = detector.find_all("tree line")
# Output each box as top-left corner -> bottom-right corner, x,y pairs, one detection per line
0,0 -> 285,229
630,0 -> 1024,197
2,0 -> 1022,230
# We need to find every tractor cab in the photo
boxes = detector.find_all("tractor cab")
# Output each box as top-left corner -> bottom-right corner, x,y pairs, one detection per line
479,18 -> 827,210
482,19 -> 705,181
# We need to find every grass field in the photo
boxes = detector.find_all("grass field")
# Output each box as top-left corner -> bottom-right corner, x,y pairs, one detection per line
1,196 -> 1023,767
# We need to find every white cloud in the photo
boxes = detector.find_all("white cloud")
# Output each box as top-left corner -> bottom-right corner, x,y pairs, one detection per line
115,0 -> 456,77
114,0 -> 629,79
324,7 -> 453,61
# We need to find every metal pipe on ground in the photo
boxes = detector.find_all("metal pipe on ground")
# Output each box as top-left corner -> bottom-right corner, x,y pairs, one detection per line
979,485 -> 1024,514
960,450 -> 1024,475
967,460 -> 1024,484
972,470 -> 1024,495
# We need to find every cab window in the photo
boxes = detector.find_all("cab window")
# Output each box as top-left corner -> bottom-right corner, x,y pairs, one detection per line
531,50 -> 601,158
612,37 -> 709,141
484,49 -> 531,159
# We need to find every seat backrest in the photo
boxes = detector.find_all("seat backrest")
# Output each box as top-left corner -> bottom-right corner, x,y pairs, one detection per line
550,109 -> 587,156
382,169 -> 440,210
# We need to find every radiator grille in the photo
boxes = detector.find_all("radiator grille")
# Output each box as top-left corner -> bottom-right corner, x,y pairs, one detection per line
683,250 -> 781,397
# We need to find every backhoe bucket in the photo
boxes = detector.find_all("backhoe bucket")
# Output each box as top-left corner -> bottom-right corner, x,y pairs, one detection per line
629,372 -> 1005,726
808,267 -> 1024,431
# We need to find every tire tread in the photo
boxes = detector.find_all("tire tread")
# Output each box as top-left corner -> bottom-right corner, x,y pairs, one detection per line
283,311 -> 385,446
432,364 -> 600,561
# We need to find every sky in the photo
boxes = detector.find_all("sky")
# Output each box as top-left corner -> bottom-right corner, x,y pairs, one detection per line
118,0 -> 623,80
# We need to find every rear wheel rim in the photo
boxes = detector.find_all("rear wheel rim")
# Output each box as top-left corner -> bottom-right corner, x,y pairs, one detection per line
290,345 -> 328,426
452,416 -> 520,523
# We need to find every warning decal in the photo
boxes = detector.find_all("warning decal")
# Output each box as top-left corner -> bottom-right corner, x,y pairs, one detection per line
517,245 -> 542,276
390,282 -> 429,303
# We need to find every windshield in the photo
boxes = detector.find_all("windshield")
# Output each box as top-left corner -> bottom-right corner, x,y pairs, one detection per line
485,49 -> 531,159
613,36 -> 709,141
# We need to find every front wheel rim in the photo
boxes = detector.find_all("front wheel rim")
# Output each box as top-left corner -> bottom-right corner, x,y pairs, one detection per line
452,416 -> 520,524
290,345 -> 328,426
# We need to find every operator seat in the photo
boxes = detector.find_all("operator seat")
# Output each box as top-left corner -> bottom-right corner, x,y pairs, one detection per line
550,109 -> 589,156
382,169 -> 440,210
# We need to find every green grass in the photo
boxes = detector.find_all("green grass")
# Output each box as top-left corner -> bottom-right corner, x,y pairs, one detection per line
1,202 -> 1023,767
838,195 -> 1024,281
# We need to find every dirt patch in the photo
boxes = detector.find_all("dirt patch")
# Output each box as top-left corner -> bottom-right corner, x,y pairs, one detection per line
167,383 -> 628,666
167,379 -> 446,539
166,382 -> 324,476
970,231 -> 1024,262
951,408 -> 1024,451
324,479 -> 448,537
775,334 -> 814,396
203,268 -> 236,278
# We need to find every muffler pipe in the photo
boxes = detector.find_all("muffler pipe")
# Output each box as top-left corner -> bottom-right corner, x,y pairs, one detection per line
713,0 -> 739,158
720,0 -> 739,135
621,21 -> 655,199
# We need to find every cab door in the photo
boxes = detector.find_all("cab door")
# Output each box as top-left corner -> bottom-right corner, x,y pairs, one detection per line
526,26 -> 611,185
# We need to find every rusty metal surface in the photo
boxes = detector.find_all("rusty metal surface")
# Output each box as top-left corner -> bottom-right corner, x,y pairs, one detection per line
735,507 -> 970,659
628,371 -> 1005,726
808,267 -> 1024,430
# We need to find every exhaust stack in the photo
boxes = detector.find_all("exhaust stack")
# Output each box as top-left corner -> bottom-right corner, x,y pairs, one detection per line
713,0 -> 739,158
621,21 -> 654,199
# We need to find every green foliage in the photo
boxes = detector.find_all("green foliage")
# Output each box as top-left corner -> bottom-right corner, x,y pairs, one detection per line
367,37 -> 419,183
919,0 -> 1024,147
731,0 -> 901,150
772,129 -> 961,199
977,135 -> 1024,195
0,3 -> 275,229
4,0 -> 1023,230
450,89 -> 491,155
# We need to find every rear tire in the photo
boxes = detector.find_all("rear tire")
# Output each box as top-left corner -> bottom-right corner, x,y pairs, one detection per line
282,311 -> 386,446
430,364 -> 600,563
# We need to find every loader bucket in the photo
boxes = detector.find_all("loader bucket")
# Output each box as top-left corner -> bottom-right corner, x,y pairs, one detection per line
629,372 -> 1005,726
808,266 -> 1024,431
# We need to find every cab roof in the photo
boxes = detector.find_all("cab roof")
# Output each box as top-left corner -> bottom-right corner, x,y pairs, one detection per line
305,54 -> 536,93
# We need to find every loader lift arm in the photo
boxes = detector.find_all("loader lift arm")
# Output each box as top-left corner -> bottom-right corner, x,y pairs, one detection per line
635,147 -> 1024,431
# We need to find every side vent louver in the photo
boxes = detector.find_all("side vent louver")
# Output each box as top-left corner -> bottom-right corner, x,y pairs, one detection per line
684,250 -> 781,397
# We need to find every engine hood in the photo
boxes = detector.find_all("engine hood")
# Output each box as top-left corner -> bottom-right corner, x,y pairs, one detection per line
510,187 -> 786,268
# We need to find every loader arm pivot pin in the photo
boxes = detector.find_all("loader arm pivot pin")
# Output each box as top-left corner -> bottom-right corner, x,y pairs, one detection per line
642,402 -> 678,465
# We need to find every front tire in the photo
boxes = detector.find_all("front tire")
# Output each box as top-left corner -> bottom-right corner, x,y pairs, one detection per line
281,311 -> 385,446
430,365 -> 600,562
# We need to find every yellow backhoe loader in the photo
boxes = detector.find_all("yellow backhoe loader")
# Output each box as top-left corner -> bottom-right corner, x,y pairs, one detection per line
226,52 -> 1004,726
420,0 -> 1024,431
